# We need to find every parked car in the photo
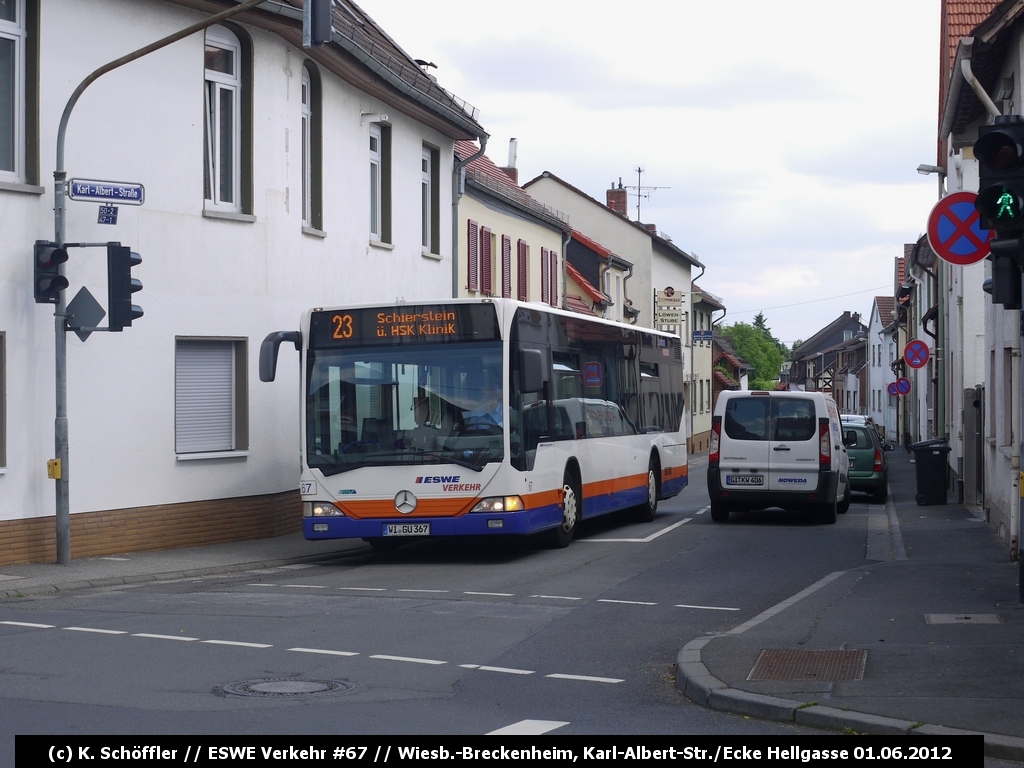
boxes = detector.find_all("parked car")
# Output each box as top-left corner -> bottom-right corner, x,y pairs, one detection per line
843,423 -> 891,503
707,390 -> 850,524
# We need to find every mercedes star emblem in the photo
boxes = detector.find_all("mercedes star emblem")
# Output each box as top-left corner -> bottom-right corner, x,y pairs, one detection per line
394,490 -> 418,515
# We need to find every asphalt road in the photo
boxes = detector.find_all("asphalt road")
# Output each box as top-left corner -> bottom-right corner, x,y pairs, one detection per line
0,471 -> 947,740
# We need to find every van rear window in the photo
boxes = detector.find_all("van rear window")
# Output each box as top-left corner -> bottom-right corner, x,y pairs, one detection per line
724,398 -> 770,441
724,396 -> 815,442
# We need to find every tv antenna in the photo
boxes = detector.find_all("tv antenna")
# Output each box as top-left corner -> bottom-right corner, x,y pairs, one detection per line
623,166 -> 670,222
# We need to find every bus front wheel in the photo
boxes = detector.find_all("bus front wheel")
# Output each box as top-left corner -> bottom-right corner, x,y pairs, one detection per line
634,461 -> 659,523
551,471 -> 580,548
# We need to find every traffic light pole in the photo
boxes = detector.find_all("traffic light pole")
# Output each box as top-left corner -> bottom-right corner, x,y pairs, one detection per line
48,0 -> 267,564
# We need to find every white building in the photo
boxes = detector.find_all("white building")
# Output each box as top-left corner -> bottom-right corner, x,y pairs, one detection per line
0,0 -> 486,565
867,296 -> 897,441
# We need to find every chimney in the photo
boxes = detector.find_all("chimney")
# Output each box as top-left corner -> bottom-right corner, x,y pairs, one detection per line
607,178 -> 628,215
499,138 -> 518,185
645,223 -> 657,235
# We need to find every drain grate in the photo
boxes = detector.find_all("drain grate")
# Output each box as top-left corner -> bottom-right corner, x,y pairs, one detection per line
221,678 -> 357,698
747,649 -> 867,681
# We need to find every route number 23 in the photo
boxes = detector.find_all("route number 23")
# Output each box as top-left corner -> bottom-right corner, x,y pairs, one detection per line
332,314 -> 354,340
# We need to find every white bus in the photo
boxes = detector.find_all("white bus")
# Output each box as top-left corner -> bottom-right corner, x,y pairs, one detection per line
260,298 -> 688,549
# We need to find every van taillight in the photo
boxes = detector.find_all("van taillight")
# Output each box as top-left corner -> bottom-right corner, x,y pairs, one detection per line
819,419 -> 831,470
709,417 -> 721,465
873,449 -> 883,472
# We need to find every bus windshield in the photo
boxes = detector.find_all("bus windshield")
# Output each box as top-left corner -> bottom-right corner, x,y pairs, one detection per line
306,342 -> 504,476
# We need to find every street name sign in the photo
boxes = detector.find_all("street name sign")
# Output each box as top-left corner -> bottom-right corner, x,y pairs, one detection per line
68,178 -> 145,206
926,191 -> 991,265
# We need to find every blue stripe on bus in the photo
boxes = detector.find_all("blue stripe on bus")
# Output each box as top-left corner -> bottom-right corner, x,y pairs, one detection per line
661,474 -> 688,498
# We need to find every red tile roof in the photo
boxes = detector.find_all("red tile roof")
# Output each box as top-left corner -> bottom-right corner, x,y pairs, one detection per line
565,260 -> 610,304
565,294 -> 598,316
874,296 -> 895,327
944,2 -> 1000,74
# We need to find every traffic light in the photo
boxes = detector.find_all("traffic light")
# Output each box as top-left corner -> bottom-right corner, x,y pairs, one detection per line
975,115 -> 1024,231
34,241 -> 69,304
307,0 -> 332,46
106,243 -> 143,331
986,237 -> 1023,309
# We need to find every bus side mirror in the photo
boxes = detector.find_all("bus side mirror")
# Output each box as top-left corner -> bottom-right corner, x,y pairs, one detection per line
520,348 -> 546,393
259,331 -> 301,382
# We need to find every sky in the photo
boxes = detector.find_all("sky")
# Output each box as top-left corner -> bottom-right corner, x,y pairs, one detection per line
359,0 -> 942,346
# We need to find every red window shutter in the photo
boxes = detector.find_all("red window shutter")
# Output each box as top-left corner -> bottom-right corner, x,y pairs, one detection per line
549,250 -> 558,307
541,247 -> 549,304
467,220 -> 479,291
502,236 -> 513,298
481,227 -> 493,296
517,239 -> 528,301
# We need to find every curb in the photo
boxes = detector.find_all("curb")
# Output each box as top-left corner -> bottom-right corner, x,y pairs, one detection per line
0,548 -> 359,601
676,646 -> 1024,760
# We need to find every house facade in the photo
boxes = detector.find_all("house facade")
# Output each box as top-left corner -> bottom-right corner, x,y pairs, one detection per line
867,296 -> 898,441
789,312 -> 867,394
0,0 -> 485,565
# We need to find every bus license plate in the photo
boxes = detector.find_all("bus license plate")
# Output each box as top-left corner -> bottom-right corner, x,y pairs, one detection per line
384,523 -> 430,536
725,475 -> 763,486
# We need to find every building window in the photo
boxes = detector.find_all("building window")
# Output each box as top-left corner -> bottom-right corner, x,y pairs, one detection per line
540,247 -> 550,304
466,219 -> 479,290
0,0 -> 25,183
480,226 -> 493,296
421,145 -> 439,253
517,239 -> 528,301
369,122 -> 391,242
0,331 -> 5,468
175,339 -> 248,454
502,236 -> 513,298
301,62 -> 322,230
549,250 -> 558,307
204,25 -> 251,213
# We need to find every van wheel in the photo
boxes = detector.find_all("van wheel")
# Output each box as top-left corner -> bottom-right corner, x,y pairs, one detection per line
818,495 -> 837,525
634,462 -> 659,523
550,470 -> 580,548
837,489 -> 850,515
710,502 -> 729,523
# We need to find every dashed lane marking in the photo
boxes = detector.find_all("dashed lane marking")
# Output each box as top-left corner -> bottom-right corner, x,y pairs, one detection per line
64,627 -> 127,635
459,664 -> 534,675
132,633 -> 199,642
695,506 -> 710,515
202,640 -> 273,648
530,595 -> 582,601
288,647 -> 358,657
464,591 -> 514,597
282,584 -> 327,589
1,621 -> 54,629
545,673 -> 623,684
337,587 -> 386,592
397,589 -> 449,593
598,599 -> 656,606
582,517 -> 691,543
487,720 -> 569,735
370,654 -> 447,665
674,604 -> 740,611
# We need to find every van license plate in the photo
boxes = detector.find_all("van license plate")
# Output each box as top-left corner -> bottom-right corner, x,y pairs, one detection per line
725,475 -> 763,486
384,523 -> 430,536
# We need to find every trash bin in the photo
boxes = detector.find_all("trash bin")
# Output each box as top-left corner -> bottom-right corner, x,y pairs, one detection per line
911,439 -> 950,505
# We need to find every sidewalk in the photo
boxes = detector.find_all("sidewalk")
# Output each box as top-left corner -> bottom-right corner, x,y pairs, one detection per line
677,450 -> 1024,759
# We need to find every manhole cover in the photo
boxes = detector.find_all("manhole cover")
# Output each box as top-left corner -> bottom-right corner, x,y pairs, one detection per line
222,678 -> 357,698
747,649 -> 867,681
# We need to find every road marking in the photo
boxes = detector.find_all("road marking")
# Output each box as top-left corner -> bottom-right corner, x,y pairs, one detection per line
887,495 -> 907,560
546,673 -> 623,684
338,587 -> 386,592
598,599 -> 657,606
695,506 -> 710,515
398,589 -> 449,593
531,595 -> 582,601
202,640 -> 273,648
64,627 -> 127,635
460,664 -> 534,675
487,720 -> 569,735
674,604 -> 740,611
282,584 -> 326,589
726,571 -> 847,636
582,517 -> 691,543
464,591 -> 514,597
247,584 -> 277,587
132,633 -> 199,642
1,621 -> 54,629
370,654 -> 447,665
101,557 -> 130,561
278,564 -> 317,570
288,647 -> 359,657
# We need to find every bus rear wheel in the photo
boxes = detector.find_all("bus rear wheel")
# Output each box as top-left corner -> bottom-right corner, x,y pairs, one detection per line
550,471 -> 580,548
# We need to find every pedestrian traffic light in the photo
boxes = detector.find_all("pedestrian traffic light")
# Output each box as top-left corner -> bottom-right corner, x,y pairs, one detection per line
106,243 -> 143,331
986,236 -> 1023,309
34,241 -> 69,304
975,115 -> 1024,232
306,0 -> 332,46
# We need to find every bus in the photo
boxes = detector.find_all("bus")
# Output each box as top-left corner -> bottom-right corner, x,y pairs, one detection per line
259,298 -> 688,549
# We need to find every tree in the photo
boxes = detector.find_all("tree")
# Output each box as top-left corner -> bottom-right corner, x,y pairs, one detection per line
718,321 -> 783,390
753,311 -> 788,361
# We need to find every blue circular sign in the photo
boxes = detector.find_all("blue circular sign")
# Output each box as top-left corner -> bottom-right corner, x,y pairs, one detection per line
895,377 -> 912,396
927,191 -> 991,265
904,340 -> 930,370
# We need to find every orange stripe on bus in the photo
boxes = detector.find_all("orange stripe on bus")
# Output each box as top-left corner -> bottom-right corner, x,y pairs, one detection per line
661,465 -> 689,481
583,473 -> 647,498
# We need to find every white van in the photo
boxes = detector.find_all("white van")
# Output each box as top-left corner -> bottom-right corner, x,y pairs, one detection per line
706,390 -> 850,524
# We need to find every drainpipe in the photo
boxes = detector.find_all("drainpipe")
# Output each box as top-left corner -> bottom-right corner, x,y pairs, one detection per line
622,259 -> 636,324
689,263 -> 705,446
960,39 -> 1002,119
451,137 -> 488,298
561,228 -> 571,311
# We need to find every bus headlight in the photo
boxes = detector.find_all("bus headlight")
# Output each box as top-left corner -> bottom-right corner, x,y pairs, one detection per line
304,502 -> 346,517
470,496 -> 524,513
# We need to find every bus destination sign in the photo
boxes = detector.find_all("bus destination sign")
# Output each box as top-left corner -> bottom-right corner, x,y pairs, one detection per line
310,304 -> 500,348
